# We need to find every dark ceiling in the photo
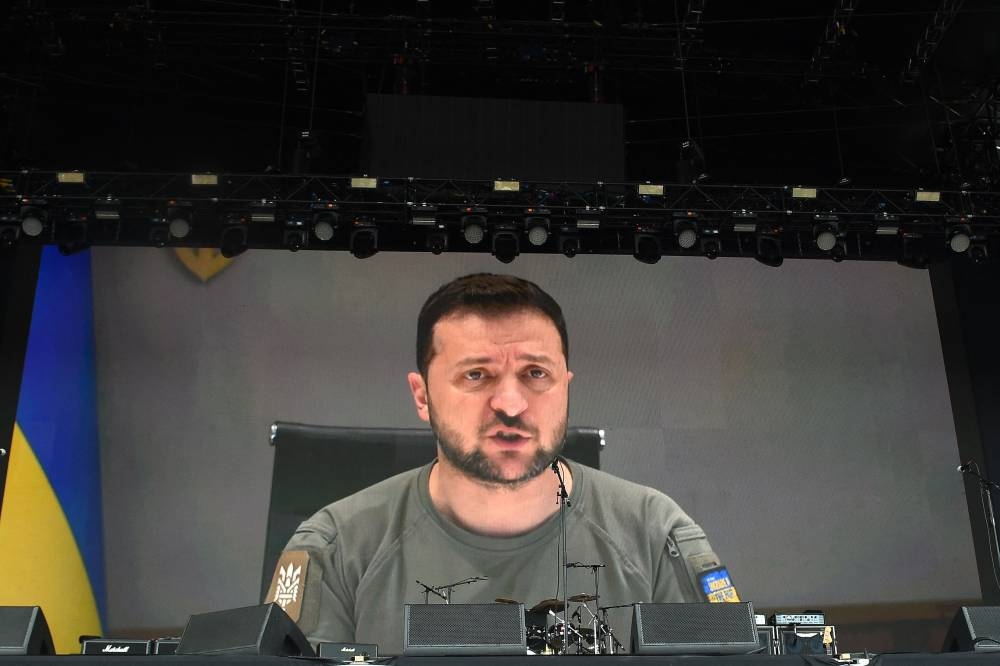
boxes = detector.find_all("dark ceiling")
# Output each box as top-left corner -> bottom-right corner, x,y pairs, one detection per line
4,1 -> 1000,188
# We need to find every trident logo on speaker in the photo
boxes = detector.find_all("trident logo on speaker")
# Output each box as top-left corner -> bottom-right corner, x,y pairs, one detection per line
273,564 -> 302,609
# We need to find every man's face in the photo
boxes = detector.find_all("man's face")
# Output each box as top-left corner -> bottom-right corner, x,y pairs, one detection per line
407,309 -> 573,487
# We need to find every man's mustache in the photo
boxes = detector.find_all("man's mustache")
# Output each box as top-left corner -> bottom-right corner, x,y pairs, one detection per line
480,411 -> 537,434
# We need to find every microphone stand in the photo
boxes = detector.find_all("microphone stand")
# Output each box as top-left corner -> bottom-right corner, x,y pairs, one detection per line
959,463 -> 1000,589
551,461 -> 571,654
416,576 -> 489,604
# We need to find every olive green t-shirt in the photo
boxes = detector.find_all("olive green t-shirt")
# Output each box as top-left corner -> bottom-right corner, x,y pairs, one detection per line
284,458 -> 723,655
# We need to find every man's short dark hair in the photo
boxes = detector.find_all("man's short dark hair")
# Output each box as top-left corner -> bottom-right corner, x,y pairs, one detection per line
416,273 -> 569,377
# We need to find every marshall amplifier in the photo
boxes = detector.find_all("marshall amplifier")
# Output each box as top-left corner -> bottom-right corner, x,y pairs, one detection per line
318,642 -> 379,661
81,638 -> 152,655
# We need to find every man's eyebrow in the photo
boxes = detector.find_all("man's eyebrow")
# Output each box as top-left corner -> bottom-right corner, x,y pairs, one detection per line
518,353 -> 555,364
455,356 -> 495,366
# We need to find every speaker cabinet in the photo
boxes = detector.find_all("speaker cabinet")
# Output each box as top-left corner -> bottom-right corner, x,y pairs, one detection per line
630,602 -> 759,655
176,603 -> 314,656
0,607 -> 54,655
403,603 -> 526,655
944,606 -> 1000,652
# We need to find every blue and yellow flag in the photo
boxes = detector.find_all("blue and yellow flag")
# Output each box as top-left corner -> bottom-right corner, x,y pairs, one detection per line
0,246 -> 105,653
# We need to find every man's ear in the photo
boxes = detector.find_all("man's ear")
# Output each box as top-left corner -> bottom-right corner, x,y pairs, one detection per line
407,372 -> 430,423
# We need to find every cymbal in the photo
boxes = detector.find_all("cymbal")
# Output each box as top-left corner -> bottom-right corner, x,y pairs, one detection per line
568,593 -> 599,603
494,597 -> 521,605
530,598 -> 566,613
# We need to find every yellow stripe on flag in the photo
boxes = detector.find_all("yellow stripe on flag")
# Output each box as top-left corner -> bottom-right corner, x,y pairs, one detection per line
0,423 -> 102,653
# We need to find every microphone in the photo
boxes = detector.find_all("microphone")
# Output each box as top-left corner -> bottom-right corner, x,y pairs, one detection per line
958,461 -> 976,473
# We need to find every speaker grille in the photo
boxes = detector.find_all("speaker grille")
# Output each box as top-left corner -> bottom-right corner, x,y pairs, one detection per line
404,604 -> 526,655
965,607 -> 1000,651
632,603 -> 758,655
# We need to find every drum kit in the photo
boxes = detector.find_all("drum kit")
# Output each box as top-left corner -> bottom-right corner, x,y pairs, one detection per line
496,588 -> 627,654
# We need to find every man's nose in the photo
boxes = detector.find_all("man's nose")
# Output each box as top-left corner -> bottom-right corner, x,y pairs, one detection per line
488,375 -> 528,418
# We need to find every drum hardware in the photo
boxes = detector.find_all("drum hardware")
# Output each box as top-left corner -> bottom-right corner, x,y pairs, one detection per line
494,598 -> 521,605
567,593 -> 598,603
530,598 -> 566,614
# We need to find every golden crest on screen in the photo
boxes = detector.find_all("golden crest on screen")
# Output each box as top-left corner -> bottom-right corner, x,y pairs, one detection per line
172,248 -> 235,282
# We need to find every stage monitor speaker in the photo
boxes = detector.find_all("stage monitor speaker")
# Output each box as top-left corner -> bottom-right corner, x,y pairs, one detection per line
944,606 -> 1000,652
0,606 -> 54,655
176,603 -> 314,657
403,603 -> 526,656
631,602 -> 758,655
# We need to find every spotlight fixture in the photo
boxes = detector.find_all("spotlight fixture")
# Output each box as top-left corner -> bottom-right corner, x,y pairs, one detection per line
525,215 -> 549,246
19,206 -> 46,238
791,187 -> 818,199
312,210 -> 337,241
633,234 -> 662,264
492,230 -> 519,263
350,176 -> 378,189
897,235 -> 931,270
168,217 -> 191,240
426,232 -> 448,255
350,227 -> 378,259
462,214 -> 486,245
559,234 -> 580,258
219,224 -> 248,258
0,220 -> 18,248
914,190 -> 941,203
673,217 -> 698,250
701,238 -> 720,260
947,225 -> 971,253
56,211 -> 89,256
284,217 -> 307,252
814,225 -> 838,252
969,243 -> 989,263
755,235 -> 783,267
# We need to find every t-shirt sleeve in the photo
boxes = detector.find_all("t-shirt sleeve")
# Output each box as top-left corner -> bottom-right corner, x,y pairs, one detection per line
283,516 -> 357,647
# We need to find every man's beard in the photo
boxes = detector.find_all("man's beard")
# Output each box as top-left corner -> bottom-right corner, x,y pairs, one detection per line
428,400 -> 567,489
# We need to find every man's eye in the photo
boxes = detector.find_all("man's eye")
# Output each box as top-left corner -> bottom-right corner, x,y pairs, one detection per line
465,370 -> 484,381
527,368 -> 548,379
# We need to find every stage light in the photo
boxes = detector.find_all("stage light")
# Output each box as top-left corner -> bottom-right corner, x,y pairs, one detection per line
633,234 -> 661,264
191,173 -> 218,186
638,183 -> 664,196
350,177 -> 378,189
0,225 -> 17,248
220,225 -> 248,258
427,232 -> 448,255
814,224 -> 838,252
969,243 -> 989,263
493,180 -> 520,192
755,235 -> 783,267
559,235 -> 580,258
915,190 -> 941,203
701,238 -> 720,260
897,235 -> 931,269
791,187 -> 817,199
57,172 -> 85,184
313,212 -> 337,241
492,230 -> 519,263
525,217 -> 549,246
674,220 -> 698,250
350,228 -> 378,258
168,217 -> 190,240
462,215 -> 486,244
284,217 -> 307,252
56,212 -> 89,256
948,226 -> 971,253
20,207 -> 45,237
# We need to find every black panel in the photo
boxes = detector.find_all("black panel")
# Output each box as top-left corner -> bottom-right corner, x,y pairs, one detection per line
362,94 -> 624,182
944,606 -> 1000,652
261,423 -> 603,598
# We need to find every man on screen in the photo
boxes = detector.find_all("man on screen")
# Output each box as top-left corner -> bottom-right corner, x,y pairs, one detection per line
279,273 -> 733,654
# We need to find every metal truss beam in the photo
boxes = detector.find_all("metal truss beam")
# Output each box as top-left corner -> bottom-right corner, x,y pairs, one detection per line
1,171 -> 995,265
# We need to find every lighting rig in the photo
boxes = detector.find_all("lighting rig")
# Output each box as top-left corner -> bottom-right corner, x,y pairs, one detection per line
1,171 -> 998,266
